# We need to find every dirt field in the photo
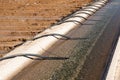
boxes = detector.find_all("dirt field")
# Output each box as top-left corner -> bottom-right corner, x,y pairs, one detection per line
0,0 -> 92,57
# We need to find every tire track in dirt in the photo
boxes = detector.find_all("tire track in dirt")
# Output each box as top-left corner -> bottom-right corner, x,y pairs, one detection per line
0,0 -> 92,57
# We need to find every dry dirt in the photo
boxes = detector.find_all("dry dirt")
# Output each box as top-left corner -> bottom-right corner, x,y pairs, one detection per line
0,0 -> 92,57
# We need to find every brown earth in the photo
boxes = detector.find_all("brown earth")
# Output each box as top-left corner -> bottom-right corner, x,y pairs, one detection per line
0,0 -> 92,57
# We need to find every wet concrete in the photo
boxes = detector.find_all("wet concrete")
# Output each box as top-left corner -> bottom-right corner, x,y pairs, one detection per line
11,1 -> 120,80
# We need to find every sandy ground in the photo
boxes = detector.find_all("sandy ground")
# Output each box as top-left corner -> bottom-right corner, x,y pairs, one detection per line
0,0 -> 92,57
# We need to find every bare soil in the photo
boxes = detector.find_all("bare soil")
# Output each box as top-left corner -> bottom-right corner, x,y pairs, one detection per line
0,0 -> 92,57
